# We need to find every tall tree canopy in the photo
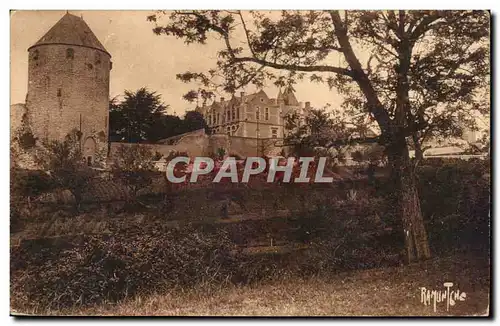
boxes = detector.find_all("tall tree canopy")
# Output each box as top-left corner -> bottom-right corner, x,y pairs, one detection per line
109,87 -> 168,143
148,10 -> 490,262
109,88 -> 208,142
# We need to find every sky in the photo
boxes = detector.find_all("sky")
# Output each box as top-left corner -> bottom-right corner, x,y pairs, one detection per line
10,10 -> 344,116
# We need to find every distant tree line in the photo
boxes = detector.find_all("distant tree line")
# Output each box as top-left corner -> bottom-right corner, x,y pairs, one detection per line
109,87 -> 208,143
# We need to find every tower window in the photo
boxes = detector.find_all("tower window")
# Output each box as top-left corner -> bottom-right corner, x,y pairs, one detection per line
57,88 -> 62,97
66,48 -> 74,59
95,52 -> 101,65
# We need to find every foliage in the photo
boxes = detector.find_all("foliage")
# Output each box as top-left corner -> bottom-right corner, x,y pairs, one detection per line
350,144 -> 387,165
148,10 -> 488,146
147,9 -> 489,262
216,147 -> 226,160
109,88 -> 168,143
183,110 -> 209,134
10,169 -> 54,200
11,226 -> 237,310
111,145 -> 158,201
109,89 -> 209,143
10,169 -> 54,232
17,130 -> 37,150
34,130 -> 96,210
284,107 -> 356,164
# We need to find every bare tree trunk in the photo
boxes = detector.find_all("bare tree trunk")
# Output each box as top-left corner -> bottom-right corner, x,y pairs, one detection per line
331,10 -> 431,263
389,139 -> 431,263
414,139 -> 424,162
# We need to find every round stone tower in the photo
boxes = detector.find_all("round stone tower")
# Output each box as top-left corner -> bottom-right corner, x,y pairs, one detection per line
26,12 -> 111,166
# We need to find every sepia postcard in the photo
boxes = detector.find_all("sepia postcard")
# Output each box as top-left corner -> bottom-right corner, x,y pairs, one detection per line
9,9 -> 491,317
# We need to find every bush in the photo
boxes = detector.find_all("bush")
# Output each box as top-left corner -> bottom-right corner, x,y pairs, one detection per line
286,198 -> 400,270
11,224 -> 238,310
10,169 -> 55,232
416,159 -> 490,251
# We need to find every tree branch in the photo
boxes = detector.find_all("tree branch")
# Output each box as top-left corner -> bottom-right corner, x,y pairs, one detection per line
230,56 -> 354,76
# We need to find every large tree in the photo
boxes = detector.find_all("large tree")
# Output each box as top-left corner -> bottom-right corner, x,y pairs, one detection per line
148,10 -> 489,262
110,89 -> 209,142
109,87 -> 168,143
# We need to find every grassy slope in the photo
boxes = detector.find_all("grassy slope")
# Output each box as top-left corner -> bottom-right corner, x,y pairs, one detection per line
18,252 -> 488,317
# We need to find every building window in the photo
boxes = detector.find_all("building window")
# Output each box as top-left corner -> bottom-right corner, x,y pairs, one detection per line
232,107 -> 236,120
57,88 -> 62,97
32,49 -> 39,60
208,115 -> 212,125
95,52 -> 101,65
66,48 -> 74,59
217,113 -> 220,124
271,128 -> 278,138
256,107 -> 260,120
227,110 -> 231,121
265,108 -> 269,120
260,98 -> 264,102
237,107 -> 240,119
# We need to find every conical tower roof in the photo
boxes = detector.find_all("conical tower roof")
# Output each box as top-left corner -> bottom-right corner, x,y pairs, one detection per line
277,88 -> 284,101
28,12 -> 110,56
283,86 -> 299,106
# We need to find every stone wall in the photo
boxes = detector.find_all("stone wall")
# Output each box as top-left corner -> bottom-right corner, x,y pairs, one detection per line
10,104 -> 26,140
228,136 -> 283,157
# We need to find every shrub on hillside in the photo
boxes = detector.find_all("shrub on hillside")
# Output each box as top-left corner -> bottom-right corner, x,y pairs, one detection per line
10,169 -> 55,232
34,130 -> 98,211
416,159 -> 490,250
11,225 -> 238,310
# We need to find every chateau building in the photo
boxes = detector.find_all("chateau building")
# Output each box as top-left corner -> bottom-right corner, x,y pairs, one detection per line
196,87 -> 311,139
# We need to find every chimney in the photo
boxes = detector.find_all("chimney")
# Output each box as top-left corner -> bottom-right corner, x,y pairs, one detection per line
305,101 -> 311,109
240,92 -> 245,98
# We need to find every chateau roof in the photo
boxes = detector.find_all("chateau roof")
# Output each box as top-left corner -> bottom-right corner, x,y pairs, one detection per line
28,12 -> 110,55
282,86 -> 299,106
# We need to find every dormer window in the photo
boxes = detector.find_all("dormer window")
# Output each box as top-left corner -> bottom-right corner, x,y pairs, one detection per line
66,48 -> 74,59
